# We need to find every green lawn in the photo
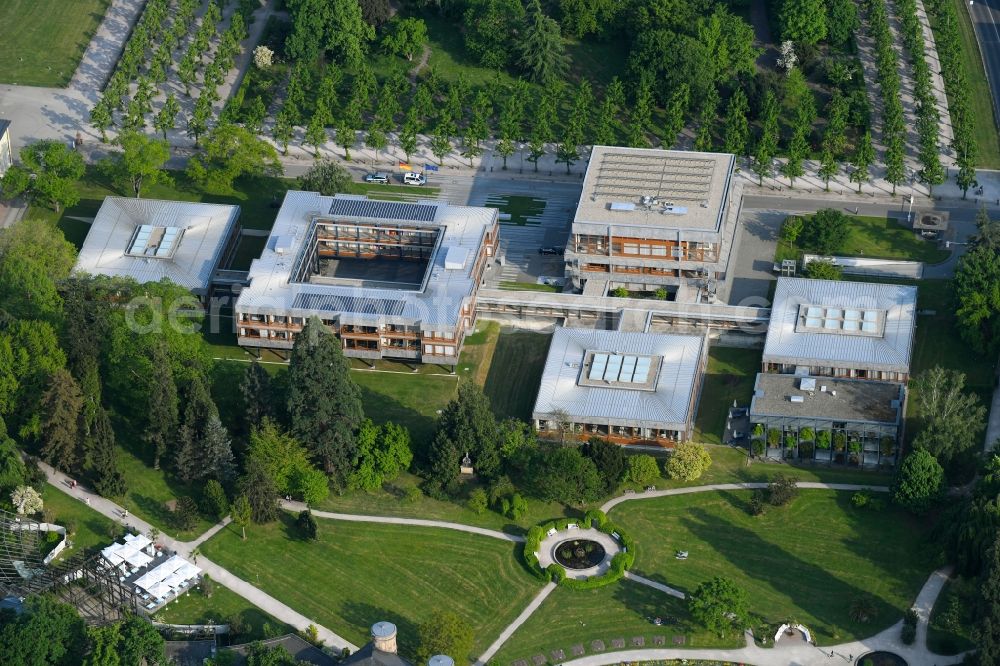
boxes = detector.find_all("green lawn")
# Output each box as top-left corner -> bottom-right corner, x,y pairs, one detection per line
200,515 -> 543,661
57,217 -> 92,250
483,331 -> 552,421
693,346 -> 761,445
155,585 -> 294,643
611,490 -> 938,643
41,483 -> 117,558
229,235 -> 268,271
775,215 -> 951,264
932,0 -> 1000,168
353,370 -> 458,455
495,580 -> 739,666
0,0 -> 110,87
486,194 -> 548,226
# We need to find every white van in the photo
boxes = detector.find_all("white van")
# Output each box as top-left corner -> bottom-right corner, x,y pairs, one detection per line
403,172 -> 426,185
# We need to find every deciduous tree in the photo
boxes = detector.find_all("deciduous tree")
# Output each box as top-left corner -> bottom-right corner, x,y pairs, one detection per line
1,140 -> 85,212
187,123 -> 283,192
415,611 -> 475,664
688,577 -> 750,636
892,449 -> 945,513
665,442 -> 712,481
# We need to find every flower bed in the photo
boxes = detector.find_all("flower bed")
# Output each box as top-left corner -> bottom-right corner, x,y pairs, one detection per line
522,509 -> 635,590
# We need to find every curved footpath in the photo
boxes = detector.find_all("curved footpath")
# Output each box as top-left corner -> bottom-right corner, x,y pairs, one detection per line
601,482 -> 890,513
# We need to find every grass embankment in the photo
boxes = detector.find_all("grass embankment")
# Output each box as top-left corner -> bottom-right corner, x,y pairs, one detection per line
0,0 -> 110,87
495,581 -> 740,665
155,585 -> 294,643
612,490 -> 937,644
694,347 -> 762,445
200,515 -> 542,661
775,215 -> 950,264
40,483 -> 117,559
483,331 -> 552,421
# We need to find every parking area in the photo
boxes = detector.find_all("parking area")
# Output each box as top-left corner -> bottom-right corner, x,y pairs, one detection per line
465,177 -> 581,288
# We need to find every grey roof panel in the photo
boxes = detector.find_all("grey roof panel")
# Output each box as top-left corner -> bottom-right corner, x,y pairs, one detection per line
328,198 -> 438,223
292,293 -> 407,316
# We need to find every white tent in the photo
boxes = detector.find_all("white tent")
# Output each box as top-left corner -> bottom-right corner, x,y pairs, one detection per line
101,544 -> 125,567
148,581 -> 172,600
177,563 -> 201,579
162,573 -> 186,589
124,533 -> 152,551
125,549 -> 153,569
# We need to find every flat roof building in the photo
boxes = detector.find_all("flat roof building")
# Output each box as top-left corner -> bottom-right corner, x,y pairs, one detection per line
0,120 -> 11,176
762,278 -> 917,382
234,192 -> 499,365
73,197 -> 241,297
565,146 -> 741,301
532,327 -> 708,445
749,373 -> 903,468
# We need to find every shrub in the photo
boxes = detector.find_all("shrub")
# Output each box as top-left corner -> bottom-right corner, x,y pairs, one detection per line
296,509 -> 318,540
584,509 -> 608,529
748,490 -> 766,516
611,287 -> 629,297
466,488 -> 488,515
833,432 -> 847,451
901,623 -> 916,644
799,427 -> 814,441
903,608 -> 918,628
665,442 -> 712,481
799,208 -> 850,255
403,486 -> 423,504
851,490 -> 871,508
506,493 -> 528,520
784,434 -> 797,449
752,423 -> 764,438
547,563 -> 565,582
751,439 -> 765,457
625,454 -> 661,485
767,429 -> 781,447
816,430 -> 832,449
767,475 -> 798,506
880,436 -> 896,456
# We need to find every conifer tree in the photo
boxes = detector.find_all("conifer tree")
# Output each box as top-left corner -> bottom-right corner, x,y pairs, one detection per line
90,406 -> 127,497
39,369 -> 84,473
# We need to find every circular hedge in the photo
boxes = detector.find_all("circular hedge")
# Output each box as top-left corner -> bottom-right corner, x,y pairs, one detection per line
522,509 -> 635,590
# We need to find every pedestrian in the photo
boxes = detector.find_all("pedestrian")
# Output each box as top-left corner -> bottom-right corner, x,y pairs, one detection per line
85,497 -> 90,506
123,509 -> 129,518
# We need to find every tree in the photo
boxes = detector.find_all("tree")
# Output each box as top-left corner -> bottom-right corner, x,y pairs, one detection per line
827,0 -> 859,46
0,596 -> 87,666
153,93 -> 181,140
688,577 -> 750,636
240,456 -> 280,523
427,382 -> 499,494
974,534 -> 1000,664
582,437 -> 626,494
90,406 -> 127,497
817,148 -> 838,193
956,245 -> 1000,355
463,0 -> 524,69
231,494 -> 252,540
11,484 -> 43,515
286,0 -> 374,68
722,89 -> 750,156
849,130 -> 875,193
661,84 -> 690,148
297,508 -> 318,540
187,123 -> 283,192
90,101 -> 113,143
174,495 -> 199,530
305,111 -> 328,158
241,360 -> 274,437
399,113 -> 419,163
1,140 -> 85,212
84,623 -> 122,666
517,0 -> 570,84
351,420 -> 413,491
382,17 -> 426,61
955,131 -> 979,199
799,208 -> 850,255
273,112 -> 294,156
186,95 -> 211,148
143,341 -> 178,470
804,259 -> 843,280
365,125 -> 387,165
911,367 -> 986,467
893,449 -> 945,513
767,474 -> 798,506
38,368 -> 84,473
287,318 -> 363,489
174,374 -> 222,482
665,442 -> 712,481
523,446 -> 603,504
884,133 -> 906,196
415,611 -> 475,665
778,0 -> 827,45
782,129 -> 808,187
751,90 -> 779,186
555,138 -> 578,175
118,614 -> 166,666
559,0 -> 619,38
204,479 -> 229,519
625,454 -> 661,486
104,131 -> 171,198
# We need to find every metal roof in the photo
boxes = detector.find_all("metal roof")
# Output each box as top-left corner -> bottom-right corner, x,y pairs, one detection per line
532,327 -> 706,430
73,197 -> 240,294
236,191 -> 497,330
762,278 -> 917,373
328,198 -> 438,222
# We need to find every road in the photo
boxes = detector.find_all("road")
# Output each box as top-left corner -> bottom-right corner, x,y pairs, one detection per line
968,0 -> 1000,126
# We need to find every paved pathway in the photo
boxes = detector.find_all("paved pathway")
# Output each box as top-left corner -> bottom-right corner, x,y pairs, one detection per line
622,571 -> 685,600
601,482 -> 891,513
534,527 -> 620,580
36,461 -> 357,652
286,501 -> 525,543
474,582 -> 557,666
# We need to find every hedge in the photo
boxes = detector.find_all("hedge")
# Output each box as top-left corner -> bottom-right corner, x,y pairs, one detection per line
520,517 -> 635,588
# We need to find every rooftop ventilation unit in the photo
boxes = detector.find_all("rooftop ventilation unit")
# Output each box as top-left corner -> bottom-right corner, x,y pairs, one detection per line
609,202 -> 636,212
789,395 -> 805,403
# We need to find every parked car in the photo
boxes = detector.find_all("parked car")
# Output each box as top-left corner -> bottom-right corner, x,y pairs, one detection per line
364,172 -> 389,184
538,247 -> 565,255
403,172 -> 426,185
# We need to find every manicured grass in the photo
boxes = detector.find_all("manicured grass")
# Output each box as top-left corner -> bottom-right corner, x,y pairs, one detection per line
200,514 -> 543,660
347,182 -> 441,199
485,194 -> 547,226
41,483 -> 117,558
693,346 -> 761,445
933,0 -> 1000,168
353,370 -> 458,454
0,0 -> 110,87
926,575 -> 977,655
458,320 -> 501,386
499,281 -> 562,292
495,580 -> 739,666
57,218 -> 92,250
690,444 -> 892,488
28,167 -> 293,232
775,215 -> 950,264
483,331 -> 552,421
155,585 -> 294,643
611,490 -> 938,643
114,443 -> 214,540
